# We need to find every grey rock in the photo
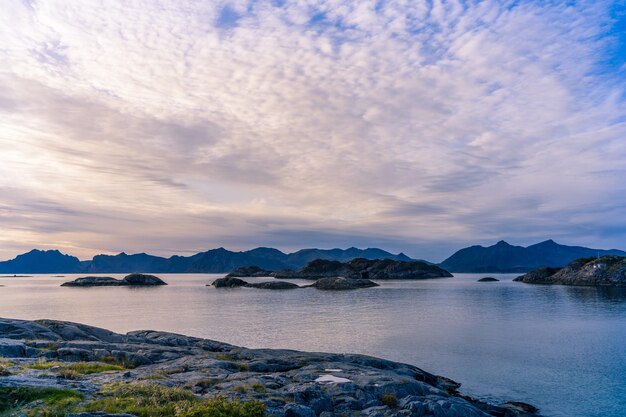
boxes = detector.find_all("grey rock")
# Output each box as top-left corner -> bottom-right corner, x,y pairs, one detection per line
0,317 -> 540,417
211,277 -> 300,290
274,258 -> 452,280
120,274 -> 167,286
515,256 -> 626,286
307,277 -> 379,290
211,277 -> 249,288
247,281 -> 300,290
284,404 -> 316,417
61,274 -> 167,287
61,277 -> 120,287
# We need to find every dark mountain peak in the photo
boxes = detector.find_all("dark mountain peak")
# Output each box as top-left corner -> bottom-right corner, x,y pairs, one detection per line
0,248 -> 82,274
441,240 -> 626,273
532,239 -> 557,247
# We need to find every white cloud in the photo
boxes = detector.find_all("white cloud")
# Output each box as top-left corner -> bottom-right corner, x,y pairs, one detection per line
0,0 -> 624,261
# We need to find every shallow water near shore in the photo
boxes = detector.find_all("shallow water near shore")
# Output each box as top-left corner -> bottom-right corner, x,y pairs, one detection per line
1,273 -> 625,417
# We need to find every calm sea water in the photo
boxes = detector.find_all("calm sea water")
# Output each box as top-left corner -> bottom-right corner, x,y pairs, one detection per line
1,273 -> 625,417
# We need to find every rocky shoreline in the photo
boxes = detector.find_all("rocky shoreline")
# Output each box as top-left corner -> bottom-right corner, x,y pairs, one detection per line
0,318 -> 539,417
514,256 -> 626,286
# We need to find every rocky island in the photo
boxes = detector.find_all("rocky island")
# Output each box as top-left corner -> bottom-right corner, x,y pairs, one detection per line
0,318 -> 539,417
514,256 -> 626,286
210,276 -> 379,291
61,274 -> 167,287
271,259 -> 452,280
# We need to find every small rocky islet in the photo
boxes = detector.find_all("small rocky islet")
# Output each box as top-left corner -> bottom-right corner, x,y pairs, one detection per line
61,274 -> 167,287
514,256 -> 626,286
0,318 -> 540,417
211,276 -> 379,291
270,259 -> 452,280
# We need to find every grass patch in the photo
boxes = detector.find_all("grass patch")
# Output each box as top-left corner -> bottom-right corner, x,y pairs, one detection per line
99,355 -> 136,369
250,383 -> 267,393
27,359 -> 63,370
0,359 -> 13,377
381,394 -> 398,408
26,360 -> 127,379
215,353 -> 239,361
1,383 -> 265,417
64,362 -> 126,375
80,383 -> 265,417
0,386 -> 83,414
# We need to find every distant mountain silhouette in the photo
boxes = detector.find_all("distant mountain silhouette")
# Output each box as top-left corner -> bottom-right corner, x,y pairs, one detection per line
0,247 -> 413,274
439,240 -> 626,272
0,249 -> 83,274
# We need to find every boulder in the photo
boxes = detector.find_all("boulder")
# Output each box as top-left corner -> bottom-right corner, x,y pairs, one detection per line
247,281 -> 300,290
307,277 -> 379,290
477,277 -> 499,282
61,274 -> 167,287
211,277 -> 249,288
120,274 -> 167,286
61,277 -> 121,287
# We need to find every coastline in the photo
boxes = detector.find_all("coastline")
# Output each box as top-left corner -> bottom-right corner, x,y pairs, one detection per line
0,317 -> 539,417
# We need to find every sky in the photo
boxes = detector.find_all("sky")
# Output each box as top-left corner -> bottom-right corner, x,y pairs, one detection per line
0,0 -> 625,262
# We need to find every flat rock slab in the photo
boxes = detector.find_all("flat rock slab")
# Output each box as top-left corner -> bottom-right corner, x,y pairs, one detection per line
0,317 -> 540,417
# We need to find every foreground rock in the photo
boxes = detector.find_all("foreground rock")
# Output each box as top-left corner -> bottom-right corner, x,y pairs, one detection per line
61,274 -> 167,287
0,318 -> 540,417
211,277 -> 299,289
226,266 -> 275,277
514,256 -> 626,286
306,277 -> 379,290
273,258 -> 452,280
477,277 -> 499,282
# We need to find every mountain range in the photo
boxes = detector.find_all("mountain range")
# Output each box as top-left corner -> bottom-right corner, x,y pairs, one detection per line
439,240 -> 626,272
1,240 -> 624,274
0,247 -> 412,274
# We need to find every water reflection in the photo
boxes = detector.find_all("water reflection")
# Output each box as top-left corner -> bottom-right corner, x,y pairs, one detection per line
0,273 -> 625,417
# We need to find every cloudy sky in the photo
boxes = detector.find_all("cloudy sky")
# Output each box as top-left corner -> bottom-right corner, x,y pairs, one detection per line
0,0 -> 625,262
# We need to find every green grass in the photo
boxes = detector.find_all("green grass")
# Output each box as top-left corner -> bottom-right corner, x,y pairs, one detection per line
27,360 -> 62,370
215,353 -> 238,361
64,362 -> 126,375
250,383 -> 267,393
0,383 -> 265,417
27,360 -> 126,378
0,359 -> 13,377
381,394 -> 398,408
0,386 -> 83,414
79,383 -> 265,417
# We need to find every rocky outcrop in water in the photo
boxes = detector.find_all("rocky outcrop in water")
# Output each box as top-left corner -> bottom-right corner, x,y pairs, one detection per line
211,277 -> 299,290
273,258 -> 452,280
514,256 -> 626,286
477,277 -> 499,282
61,274 -> 167,287
0,318 -> 540,417
306,277 -> 379,290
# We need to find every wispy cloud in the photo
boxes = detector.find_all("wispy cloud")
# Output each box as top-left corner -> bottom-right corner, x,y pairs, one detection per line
0,0 -> 624,261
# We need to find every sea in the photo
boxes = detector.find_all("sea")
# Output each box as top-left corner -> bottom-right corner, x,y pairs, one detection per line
0,273 -> 624,417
